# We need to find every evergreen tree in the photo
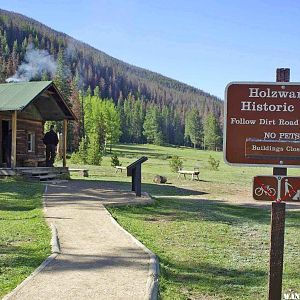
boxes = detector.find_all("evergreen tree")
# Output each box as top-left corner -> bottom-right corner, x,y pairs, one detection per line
54,48 -> 71,101
69,74 -> 82,150
77,137 -> 88,163
131,99 -> 144,143
122,96 -> 133,142
86,128 -> 102,165
102,100 -> 121,153
143,106 -> 163,145
203,113 -> 222,151
185,109 -> 203,148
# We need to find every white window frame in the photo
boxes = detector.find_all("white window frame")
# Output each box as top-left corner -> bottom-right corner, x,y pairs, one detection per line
27,132 -> 35,153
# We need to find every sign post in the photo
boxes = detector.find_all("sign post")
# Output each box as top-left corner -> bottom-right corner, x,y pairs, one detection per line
268,69 -> 289,300
224,68 -> 297,300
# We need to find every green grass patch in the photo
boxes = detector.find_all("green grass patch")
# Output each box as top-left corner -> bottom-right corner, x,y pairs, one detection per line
65,143 -> 300,298
109,197 -> 300,299
0,178 -> 51,298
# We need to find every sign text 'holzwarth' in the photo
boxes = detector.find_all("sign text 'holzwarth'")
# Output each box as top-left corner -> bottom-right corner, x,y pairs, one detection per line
225,82 -> 300,166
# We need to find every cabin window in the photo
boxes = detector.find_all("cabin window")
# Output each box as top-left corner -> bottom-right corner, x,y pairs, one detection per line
27,132 -> 35,152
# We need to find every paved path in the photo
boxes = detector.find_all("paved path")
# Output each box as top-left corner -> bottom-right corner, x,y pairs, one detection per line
6,180 -> 154,300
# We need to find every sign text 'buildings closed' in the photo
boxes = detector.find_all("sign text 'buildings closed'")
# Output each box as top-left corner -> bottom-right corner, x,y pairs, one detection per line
225,82 -> 300,167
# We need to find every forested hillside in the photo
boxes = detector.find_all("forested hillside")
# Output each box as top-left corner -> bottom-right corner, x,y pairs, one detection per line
0,8 -> 223,149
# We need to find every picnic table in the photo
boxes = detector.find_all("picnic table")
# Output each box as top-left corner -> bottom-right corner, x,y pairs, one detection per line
115,166 -> 127,173
177,167 -> 200,180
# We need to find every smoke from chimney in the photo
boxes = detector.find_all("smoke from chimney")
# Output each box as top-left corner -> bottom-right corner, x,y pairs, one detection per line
6,44 -> 57,83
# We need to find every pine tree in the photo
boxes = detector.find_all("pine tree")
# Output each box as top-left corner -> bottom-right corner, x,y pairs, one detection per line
131,100 -> 144,143
69,74 -> 82,150
185,109 -> 203,148
86,129 -> 102,165
102,100 -> 121,153
77,137 -> 88,163
143,106 -> 163,145
54,48 -> 71,101
203,113 -> 222,151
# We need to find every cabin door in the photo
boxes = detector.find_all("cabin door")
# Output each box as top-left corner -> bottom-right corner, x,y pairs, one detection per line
1,120 -> 10,166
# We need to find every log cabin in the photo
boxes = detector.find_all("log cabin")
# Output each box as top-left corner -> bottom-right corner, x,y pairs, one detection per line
0,81 -> 75,174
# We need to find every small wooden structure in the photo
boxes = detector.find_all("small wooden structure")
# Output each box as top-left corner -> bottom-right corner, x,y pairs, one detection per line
115,166 -> 126,173
0,81 -> 75,170
178,167 -> 200,180
69,168 -> 89,177
127,157 -> 148,197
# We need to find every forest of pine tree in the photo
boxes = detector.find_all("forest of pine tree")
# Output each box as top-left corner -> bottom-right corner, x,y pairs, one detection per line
0,9 -> 224,156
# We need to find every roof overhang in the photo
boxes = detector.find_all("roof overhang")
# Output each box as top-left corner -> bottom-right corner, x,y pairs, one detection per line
0,81 -> 76,121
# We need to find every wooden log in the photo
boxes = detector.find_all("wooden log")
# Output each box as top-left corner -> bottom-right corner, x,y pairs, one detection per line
63,119 -> 67,167
11,111 -> 17,168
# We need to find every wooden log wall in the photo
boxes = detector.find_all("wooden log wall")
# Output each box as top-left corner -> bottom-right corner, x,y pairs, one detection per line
17,119 -> 45,165
0,113 -> 45,167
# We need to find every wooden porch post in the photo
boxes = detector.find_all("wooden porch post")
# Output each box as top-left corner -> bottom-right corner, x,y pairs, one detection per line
11,110 -> 17,169
63,119 -> 67,167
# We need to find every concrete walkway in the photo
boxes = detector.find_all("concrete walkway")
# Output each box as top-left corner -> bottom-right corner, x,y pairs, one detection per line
6,180 -> 155,300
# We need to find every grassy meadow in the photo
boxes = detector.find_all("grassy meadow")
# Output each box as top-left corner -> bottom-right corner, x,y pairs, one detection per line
69,144 -> 300,300
0,179 -> 51,298
69,143 -> 300,200
1,143 -> 299,299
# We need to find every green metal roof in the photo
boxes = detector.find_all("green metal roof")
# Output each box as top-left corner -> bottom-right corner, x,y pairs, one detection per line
0,81 -> 53,110
0,81 -> 75,120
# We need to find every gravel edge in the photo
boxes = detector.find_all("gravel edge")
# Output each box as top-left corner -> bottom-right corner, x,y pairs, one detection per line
105,192 -> 159,300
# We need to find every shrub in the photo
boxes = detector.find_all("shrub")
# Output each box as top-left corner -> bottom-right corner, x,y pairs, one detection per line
86,133 -> 102,165
111,154 -> 121,167
70,137 -> 88,164
70,151 -> 81,164
169,155 -> 183,173
208,155 -> 220,171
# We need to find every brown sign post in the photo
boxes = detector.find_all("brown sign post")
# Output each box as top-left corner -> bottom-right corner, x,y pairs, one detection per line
268,69 -> 289,300
224,68 -> 294,300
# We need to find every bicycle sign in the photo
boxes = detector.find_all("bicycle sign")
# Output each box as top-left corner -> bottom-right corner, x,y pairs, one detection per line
254,185 -> 276,198
253,176 -> 300,201
253,176 -> 278,201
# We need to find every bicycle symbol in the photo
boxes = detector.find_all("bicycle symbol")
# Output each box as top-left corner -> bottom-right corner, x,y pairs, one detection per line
254,185 -> 276,197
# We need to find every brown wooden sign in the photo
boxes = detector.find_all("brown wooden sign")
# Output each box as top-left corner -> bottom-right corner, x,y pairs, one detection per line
253,175 -> 300,201
253,176 -> 278,201
279,177 -> 300,201
225,82 -> 300,167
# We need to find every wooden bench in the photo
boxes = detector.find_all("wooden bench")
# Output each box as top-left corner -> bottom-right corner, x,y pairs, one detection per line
178,168 -> 200,180
69,168 -> 89,177
115,166 -> 126,173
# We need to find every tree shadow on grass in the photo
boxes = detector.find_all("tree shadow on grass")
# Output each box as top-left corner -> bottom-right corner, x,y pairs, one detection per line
113,150 -> 173,160
0,180 -> 43,212
49,179 -> 299,228
70,178 -> 208,197
0,243 -> 49,272
93,179 -> 299,228
113,144 -> 156,152
159,257 -> 267,298
0,244 -> 150,274
112,197 -> 273,226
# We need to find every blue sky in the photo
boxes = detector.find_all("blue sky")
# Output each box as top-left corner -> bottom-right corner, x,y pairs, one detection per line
1,0 -> 300,99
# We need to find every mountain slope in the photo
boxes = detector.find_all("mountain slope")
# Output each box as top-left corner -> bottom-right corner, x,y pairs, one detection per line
0,8 -> 223,121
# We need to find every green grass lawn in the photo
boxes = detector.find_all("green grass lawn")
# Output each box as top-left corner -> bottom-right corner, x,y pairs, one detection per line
0,178 -> 51,298
109,196 -> 300,299
67,143 -> 300,300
